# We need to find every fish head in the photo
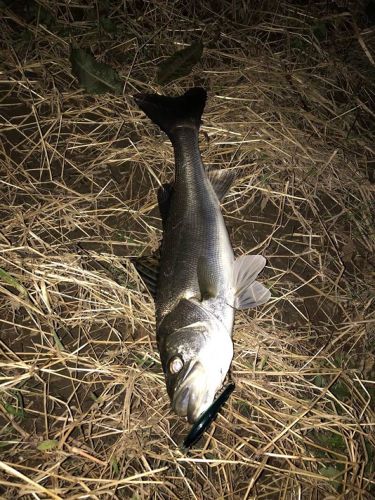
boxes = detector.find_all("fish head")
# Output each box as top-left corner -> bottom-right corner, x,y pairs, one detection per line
159,320 -> 233,423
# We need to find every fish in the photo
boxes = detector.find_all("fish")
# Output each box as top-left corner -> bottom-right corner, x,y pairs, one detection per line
134,87 -> 271,424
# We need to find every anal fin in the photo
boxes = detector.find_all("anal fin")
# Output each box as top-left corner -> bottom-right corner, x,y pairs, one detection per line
207,168 -> 238,202
131,252 -> 160,299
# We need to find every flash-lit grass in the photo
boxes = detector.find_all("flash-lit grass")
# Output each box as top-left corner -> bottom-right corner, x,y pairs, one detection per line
0,1 -> 374,498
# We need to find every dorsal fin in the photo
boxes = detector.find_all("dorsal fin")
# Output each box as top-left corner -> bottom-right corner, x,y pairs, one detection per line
207,168 -> 238,202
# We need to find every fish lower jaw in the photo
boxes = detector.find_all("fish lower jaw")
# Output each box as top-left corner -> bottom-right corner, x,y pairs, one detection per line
172,377 -> 223,423
173,392 -> 211,423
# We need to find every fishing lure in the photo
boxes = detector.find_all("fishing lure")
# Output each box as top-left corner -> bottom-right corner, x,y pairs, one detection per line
183,382 -> 235,449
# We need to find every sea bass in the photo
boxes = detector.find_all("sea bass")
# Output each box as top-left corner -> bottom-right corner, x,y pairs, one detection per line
134,88 -> 270,423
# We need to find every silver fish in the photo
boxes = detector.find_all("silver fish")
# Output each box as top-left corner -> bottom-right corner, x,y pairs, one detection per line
135,88 -> 270,423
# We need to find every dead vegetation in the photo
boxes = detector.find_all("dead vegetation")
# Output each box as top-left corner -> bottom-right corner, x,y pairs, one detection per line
0,0 -> 374,498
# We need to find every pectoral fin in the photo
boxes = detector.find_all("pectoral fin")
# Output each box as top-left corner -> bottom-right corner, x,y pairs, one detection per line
197,256 -> 219,300
234,280 -> 271,309
233,255 -> 271,309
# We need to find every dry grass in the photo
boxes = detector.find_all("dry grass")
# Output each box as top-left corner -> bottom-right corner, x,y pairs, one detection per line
0,0 -> 374,498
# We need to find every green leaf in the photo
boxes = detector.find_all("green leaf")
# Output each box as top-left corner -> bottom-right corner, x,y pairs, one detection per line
315,431 -> 346,452
319,465 -> 339,478
3,403 -> 24,419
19,30 -> 33,42
36,5 -> 55,27
110,456 -> 120,476
312,22 -> 327,41
318,465 -> 342,489
0,268 -> 27,297
331,380 -> 351,401
37,439 -> 58,451
258,355 -> 268,370
236,399 -> 251,417
70,48 -> 123,95
100,17 -> 117,34
88,391 -> 98,401
0,441 -> 12,449
98,0 -> 111,13
133,354 -> 154,368
0,0 -> 12,8
156,40 -> 203,85
51,328 -> 64,351
291,37 -> 306,50
313,375 -> 327,387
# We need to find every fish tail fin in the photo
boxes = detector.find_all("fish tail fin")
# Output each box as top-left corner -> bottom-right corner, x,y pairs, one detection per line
134,87 -> 207,139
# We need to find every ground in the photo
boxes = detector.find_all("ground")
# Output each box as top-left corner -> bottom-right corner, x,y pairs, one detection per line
0,1 -> 374,499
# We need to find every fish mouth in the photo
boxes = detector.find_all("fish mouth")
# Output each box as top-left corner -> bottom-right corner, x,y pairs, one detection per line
172,360 -> 213,423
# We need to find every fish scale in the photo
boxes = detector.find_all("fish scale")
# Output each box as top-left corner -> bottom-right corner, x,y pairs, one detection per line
157,129 -> 233,324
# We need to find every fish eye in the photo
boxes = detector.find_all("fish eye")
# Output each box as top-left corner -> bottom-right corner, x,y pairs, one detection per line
169,355 -> 184,374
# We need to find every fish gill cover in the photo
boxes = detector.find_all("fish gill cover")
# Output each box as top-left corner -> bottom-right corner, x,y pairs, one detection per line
0,0 -> 374,499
